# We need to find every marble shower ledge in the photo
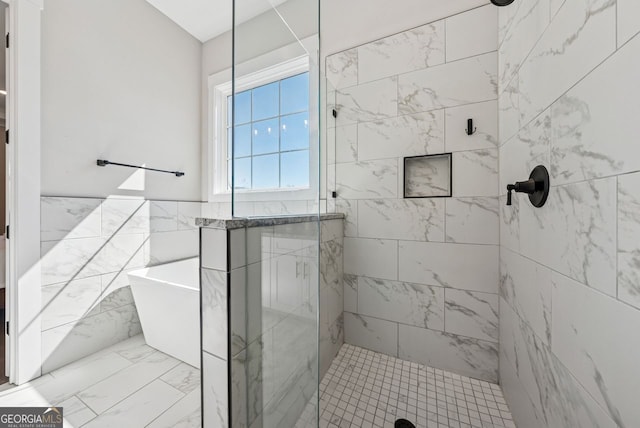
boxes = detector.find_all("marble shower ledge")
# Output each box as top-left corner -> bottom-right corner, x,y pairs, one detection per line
196,213 -> 345,229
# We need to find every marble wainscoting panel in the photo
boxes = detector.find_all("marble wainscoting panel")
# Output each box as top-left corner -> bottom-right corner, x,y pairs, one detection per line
357,20 -> 445,84
357,110 -> 445,161
452,149 -> 499,197
201,268 -> 228,359
335,77 -> 397,125
500,299 -> 617,428
444,289 -> 499,342
552,273 -> 640,427
101,199 -> 151,236
41,277 -> 102,330
335,159 -> 398,200
518,0 -> 616,126
202,352 -> 228,428
41,304 -> 142,373
500,247 -> 552,345
143,229 -> 199,267
344,238 -> 398,281
618,172 -> 640,309
325,48 -> 358,90
617,0 -> 640,46
177,201 -> 204,230
445,197 -> 499,245
398,51 -> 497,114
343,312 -> 398,357
357,277 -> 445,331
41,197 -> 102,241
498,0 -> 550,92
445,100 -> 498,152
499,109 -> 550,195
398,324 -> 498,382
550,34 -> 640,186
357,199 -> 445,242
445,5 -> 497,62
399,241 -> 499,294
519,177 -> 616,296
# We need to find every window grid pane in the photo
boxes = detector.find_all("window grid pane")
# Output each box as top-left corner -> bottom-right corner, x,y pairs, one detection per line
228,72 -> 310,191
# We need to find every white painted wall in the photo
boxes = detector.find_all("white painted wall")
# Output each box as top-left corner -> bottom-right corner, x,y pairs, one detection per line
41,0 -> 202,200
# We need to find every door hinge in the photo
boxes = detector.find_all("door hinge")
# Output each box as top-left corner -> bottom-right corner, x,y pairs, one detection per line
332,109 -> 338,118
5,33 -> 8,49
5,225 -> 8,239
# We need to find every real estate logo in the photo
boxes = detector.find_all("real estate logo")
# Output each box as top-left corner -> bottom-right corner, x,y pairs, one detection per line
0,407 -> 63,428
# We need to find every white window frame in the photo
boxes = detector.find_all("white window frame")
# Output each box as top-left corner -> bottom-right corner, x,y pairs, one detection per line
207,37 -> 318,203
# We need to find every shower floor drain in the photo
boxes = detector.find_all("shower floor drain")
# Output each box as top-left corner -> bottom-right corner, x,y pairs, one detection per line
395,419 -> 417,428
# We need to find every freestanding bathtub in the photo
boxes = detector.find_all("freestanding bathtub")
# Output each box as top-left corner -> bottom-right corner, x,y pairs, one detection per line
128,257 -> 200,368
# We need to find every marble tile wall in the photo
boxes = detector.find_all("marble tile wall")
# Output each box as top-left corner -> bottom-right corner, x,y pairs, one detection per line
40,197 -> 200,373
498,0 -> 640,427
326,5 -> 501,383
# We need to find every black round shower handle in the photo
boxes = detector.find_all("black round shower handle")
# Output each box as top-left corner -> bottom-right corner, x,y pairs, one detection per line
505,165 -> 550,208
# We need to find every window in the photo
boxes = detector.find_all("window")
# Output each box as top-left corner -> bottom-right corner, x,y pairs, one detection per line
227,72 -> 310,191
209,55 -> 312,199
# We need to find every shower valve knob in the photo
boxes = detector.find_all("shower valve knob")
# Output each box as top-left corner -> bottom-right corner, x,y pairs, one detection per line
506,165 -> 550,208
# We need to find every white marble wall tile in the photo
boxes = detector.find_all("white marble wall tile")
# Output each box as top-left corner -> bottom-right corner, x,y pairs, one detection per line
445,197 -> 499,245
41,277 -> 102,330
404,154 -> 451,198
452,149 -> 499,197
320,219 -> 343,244
358,277 -> 444,331
445,100 -> 498,152
498,0 -> 522,47
550,34 -> 640,186
335,199 -> 357,237
177,201 -> 203,230
202,202 -> 232,219
336,77 -> 397,125
330,124 -> 358,163
398,52 -> 497,114
101,199 -> 150,236
618,172 -> 640,309
343,274 -> 358,314
144,229 -> 198,267
161,362 -> 201,394
99,286 -> 135,312
500,248 -> 552,344
499,109 -> 550,195
499,357 -> 547,428
335,159 -> 398,199
202,268 -> 228,359
146,389 -> 201,428
498,0 -> 550,92
344,312 -> 398,357
500,301 -> 616,428
398,324 -> 498,382
445,5 -> 497,62
444,289 -> 498,342
500,194 -> 520,252
552,272 -> 640,427
320,314 -> 344,380
618,0 -> 640,46
358,199 -> 445,242
344,238 -> 397,281
326,48 -> 358,90
518,0 -> 615,125
358,110 -> 445,161
549,0 -> 566,19
203,352 -> 228,428
42,304 -> 142,373
100,270 -> 133,299
519,177 -> 616,296
41,197 -> 102,241
230,228 -> 247,269
149,201 -> 178,232
498,76 -> 520,144
399,241 -> 499,294
358,21 -> 445,84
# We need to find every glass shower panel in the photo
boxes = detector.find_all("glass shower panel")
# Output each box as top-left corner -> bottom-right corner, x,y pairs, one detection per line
230,0 -> 321,427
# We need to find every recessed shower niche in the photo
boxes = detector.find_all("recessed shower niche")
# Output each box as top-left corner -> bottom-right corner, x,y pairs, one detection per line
403,153 -> 452,198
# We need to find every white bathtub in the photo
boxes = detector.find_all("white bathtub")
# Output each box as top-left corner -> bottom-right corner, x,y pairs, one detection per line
128,257 -> 201,368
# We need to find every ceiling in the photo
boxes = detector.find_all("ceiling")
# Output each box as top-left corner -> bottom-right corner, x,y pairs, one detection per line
146,0 -> 288,43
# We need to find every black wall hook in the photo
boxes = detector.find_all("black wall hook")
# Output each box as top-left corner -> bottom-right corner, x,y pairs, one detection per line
465,118 -> 476,136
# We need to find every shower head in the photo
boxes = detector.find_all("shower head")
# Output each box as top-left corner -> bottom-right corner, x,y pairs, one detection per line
491,0 -> 515,5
